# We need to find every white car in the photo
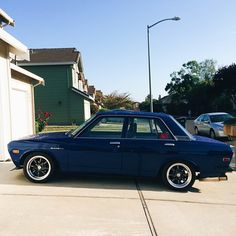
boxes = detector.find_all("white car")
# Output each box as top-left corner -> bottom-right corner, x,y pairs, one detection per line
194,112 -> 233,139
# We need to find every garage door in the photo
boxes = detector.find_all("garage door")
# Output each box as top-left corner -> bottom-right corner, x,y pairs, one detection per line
11,78 -> 33,140
84,100 -> 91,121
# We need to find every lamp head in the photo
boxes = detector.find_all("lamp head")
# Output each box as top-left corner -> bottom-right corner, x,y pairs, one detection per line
172,16 -> 181,21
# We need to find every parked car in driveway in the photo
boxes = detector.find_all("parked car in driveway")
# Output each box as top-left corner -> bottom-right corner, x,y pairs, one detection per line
8,110 -> 233,191
194,112 -> 233,139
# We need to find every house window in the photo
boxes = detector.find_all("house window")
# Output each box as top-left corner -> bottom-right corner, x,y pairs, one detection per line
72,68 -> 79,89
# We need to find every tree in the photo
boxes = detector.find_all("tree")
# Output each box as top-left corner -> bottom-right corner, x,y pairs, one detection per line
214,63 -> 236,106
165,59 -> 217,115
139,95 -> 164,112
102,91 -> 134,110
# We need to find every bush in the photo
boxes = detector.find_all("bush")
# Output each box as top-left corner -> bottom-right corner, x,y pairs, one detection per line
35,111 -> 52,133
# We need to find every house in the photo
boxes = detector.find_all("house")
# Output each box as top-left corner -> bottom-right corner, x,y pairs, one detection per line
88,86 -> 103,108
0,9 -> 44,161
18,48 -> 94,125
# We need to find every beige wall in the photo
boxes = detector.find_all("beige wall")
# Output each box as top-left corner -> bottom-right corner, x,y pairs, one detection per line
0,41 -> 13,160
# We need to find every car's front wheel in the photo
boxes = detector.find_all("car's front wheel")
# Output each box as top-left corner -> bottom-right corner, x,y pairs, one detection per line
210,129 -> 216,139
162,162 -> 196,191
23,153 -> 55,183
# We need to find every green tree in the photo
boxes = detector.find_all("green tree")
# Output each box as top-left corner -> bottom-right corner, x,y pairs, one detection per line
214,63 -> 236,106
139,95 -> 164,112
165,59 -> 217,115
102,91 -> 134,110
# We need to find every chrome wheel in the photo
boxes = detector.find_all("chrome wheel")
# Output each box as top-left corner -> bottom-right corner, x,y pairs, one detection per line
24,153 -> 54,183
163,162 -> 195,191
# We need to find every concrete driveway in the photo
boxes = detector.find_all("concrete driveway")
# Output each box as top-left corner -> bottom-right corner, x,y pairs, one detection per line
0,162 -> 236,236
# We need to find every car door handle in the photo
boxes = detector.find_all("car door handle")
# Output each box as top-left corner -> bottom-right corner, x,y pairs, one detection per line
164,143 -> 175,147
110,142 -> 120,145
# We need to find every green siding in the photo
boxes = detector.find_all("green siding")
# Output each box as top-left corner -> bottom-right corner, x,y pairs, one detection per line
21,65 -> 88,125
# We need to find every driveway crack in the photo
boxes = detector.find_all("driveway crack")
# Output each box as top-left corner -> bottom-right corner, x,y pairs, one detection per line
135,180 -> 158,236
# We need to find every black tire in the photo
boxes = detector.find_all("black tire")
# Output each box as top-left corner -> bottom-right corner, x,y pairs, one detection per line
194,127 -> 199,135
162,162 -> 196,191
210,129 -> 216,139
23,152 -> 55,183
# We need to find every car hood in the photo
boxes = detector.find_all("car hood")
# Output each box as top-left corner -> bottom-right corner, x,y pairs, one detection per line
16,132 -> 68,141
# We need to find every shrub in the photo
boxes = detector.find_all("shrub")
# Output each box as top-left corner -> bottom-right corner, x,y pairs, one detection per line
35,111 -> 52,133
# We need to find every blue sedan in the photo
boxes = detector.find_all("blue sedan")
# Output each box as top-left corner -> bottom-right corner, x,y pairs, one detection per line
8,110 -> 233,191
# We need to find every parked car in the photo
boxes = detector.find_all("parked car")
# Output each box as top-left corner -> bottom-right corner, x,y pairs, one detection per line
194,112 -> 233,139
8,110 -> 233,191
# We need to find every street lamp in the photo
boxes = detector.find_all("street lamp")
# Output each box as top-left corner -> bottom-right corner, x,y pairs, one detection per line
147,16 -> 180,112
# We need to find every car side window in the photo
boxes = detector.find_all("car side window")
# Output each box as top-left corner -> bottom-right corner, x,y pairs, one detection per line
198,115 -> 203,122
126,117 -> 173,140
202,115 -> 209,122
80,117 -> 125,138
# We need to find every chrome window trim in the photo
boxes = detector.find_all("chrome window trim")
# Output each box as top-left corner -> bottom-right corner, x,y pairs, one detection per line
74,114 -> 189,141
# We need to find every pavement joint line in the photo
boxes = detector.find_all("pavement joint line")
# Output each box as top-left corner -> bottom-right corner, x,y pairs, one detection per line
2,193 -> 235,207
1,193 -> 139,200
135,180 -> 158,236
145,198 -> 236,207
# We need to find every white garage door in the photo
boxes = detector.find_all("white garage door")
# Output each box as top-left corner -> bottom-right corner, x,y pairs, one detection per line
84,100 -> 91,121
11,79 -> 33,140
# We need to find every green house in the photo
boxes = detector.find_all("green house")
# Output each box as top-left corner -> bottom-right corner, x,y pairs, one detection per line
18,48 -> 93,125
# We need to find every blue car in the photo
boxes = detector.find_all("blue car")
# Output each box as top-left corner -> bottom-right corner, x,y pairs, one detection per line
8,110 -> 233,191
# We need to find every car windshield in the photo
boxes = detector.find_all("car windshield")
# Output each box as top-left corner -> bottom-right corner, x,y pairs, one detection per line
70,115 -> 96,136
209,114 -> 233,123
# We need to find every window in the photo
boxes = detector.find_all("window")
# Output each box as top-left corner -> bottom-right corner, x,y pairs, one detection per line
81,117 -> 125,138
202,115 -> 209,122
126,117 -> 173,140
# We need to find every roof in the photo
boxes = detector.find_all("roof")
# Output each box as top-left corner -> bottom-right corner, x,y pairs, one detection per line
205,112 -> 228,116
88,85 -> 96,94
18,48 -> 80,65
0,28 -> 29,60
0,9 -> 14,27
71,87 -> 94,102
10,63 -> 44,85
97,109 -> 169,118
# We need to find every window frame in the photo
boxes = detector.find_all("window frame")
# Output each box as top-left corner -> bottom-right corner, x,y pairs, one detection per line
78,116 -> 127,139
124,117 -> 175,141
75,114 -> 178,141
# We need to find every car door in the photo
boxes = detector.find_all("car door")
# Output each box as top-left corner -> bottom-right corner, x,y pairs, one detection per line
68,116 -> 125,174
201,115 -> 211,135
121,117 -> 177,177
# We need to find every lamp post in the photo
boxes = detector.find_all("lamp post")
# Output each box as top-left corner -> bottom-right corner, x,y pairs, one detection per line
147,16 -> 180,112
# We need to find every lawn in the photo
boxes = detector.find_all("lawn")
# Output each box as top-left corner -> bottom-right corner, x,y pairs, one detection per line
42,125 -> 78,133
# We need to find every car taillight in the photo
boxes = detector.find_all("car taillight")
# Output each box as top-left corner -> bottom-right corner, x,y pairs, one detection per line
223,157 -> 231,162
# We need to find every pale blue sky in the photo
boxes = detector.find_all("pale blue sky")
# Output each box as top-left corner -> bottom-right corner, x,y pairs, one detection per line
2,0 -> 236,101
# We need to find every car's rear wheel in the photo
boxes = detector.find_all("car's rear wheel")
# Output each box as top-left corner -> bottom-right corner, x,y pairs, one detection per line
23,153 -> 55,183
162,162 -> 196,191
210,129 -> 216,139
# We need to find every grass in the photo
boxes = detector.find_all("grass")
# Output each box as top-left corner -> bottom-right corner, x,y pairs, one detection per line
41,125 -> 78,133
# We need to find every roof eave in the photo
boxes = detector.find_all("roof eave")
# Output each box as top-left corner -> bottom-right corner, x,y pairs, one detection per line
17,61 -> 76,66
0,28 -> 29,60
10,63 -> 45,85
71,87 -> 94,102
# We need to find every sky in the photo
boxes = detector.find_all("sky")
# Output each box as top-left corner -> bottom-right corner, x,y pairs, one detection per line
1,0 -> 236,102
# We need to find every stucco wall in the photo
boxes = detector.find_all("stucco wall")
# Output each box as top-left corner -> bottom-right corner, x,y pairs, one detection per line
0,41 -> 12,160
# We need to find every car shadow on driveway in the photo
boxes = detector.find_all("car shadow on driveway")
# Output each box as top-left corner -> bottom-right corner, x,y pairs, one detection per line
1,163 -> 201,193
